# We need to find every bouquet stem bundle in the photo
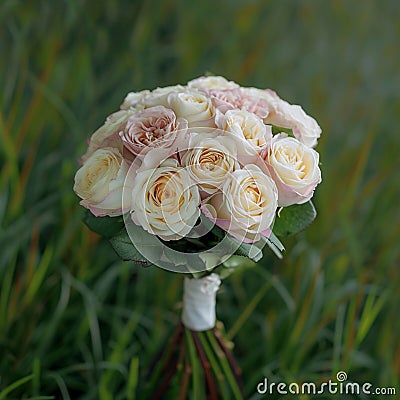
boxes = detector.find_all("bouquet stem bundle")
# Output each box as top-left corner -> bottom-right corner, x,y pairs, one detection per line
144,322 -> 244,400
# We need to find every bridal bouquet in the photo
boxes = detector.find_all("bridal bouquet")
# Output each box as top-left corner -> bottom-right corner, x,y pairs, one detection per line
74,75 -> 322,398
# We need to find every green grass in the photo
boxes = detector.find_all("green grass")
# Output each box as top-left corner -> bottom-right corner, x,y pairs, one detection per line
1,0 -> 399,399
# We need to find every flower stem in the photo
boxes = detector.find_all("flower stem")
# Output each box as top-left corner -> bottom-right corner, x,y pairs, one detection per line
206,330 -> 244,400
145,323 -> 183,399
198,331 -> 231,400
214,328 -> 244,395
185,327 -> 204,399
192,331 -> 219,400
178,350 -> 191,400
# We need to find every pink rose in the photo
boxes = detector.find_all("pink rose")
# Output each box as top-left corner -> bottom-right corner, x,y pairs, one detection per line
120,106 -> 187,157
206,88 -> 270,119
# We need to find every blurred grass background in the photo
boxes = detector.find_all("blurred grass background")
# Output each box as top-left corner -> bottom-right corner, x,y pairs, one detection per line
1,0 -> 399,399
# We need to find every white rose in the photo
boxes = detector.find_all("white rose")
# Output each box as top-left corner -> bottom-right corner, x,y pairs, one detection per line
262,89 -> 321,148
182,134 -> 238,196
208,164 -> 278,243
82,109 -> 136,162
141,85 -> 186,108
216,109 -> 272,153
74,147 -> 128,216
264,134 -> 321,206
130,158 -> 200,241
167,90 -> 215,126
120,90 -> 150,110
188,75 -> 239,90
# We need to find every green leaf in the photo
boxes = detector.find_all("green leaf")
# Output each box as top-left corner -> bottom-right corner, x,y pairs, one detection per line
83,210 -> 124,238
109,229 -> 154,267
273,201 -> 317,237
233,240 -> 264,262
213,256 -> 255,279
210,222 -> 282,262
271,125 -> 295,137
209,225 -> 264,262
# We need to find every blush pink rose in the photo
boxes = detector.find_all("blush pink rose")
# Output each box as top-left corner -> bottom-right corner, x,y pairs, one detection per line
206,88 -> 270,119
120,105 -> 187,157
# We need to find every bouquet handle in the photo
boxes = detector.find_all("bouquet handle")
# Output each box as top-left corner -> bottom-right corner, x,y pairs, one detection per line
144,322 -> 245,400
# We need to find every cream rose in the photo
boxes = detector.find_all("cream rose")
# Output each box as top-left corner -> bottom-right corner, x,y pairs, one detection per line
216,109 -> 272,152
120,90 -> 149,110
264,134 -> 321,206
130,158 -> 200,241
182,134 -> 238,196
74,147 -> 128,216
167,90 -> 215,126
188,75 -> 239,91
208,164 -> 278,243
141,85 -> 186,108
120,106 -> 187,157
82,109 -> 137,162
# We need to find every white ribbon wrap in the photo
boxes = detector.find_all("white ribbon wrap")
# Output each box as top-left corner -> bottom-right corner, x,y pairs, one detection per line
181,273 -> 221,331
